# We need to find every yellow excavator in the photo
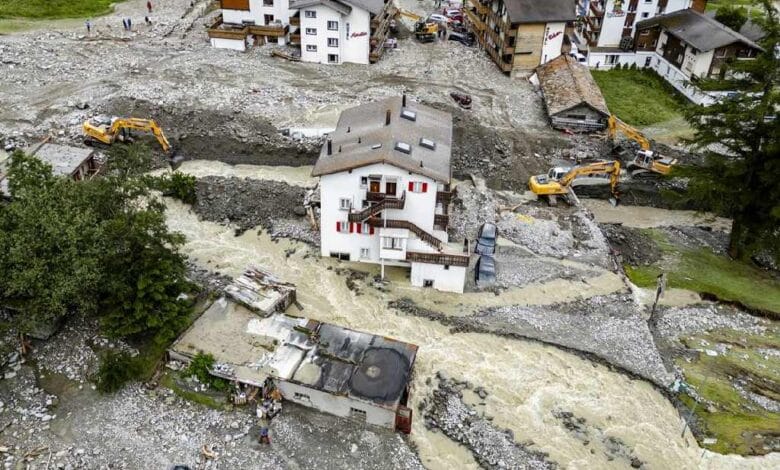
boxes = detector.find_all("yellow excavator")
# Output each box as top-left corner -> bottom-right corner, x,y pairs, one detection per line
399,9 -> 438,43
82,117 -> 183,168
528,160 -> 621,206
607,115 -> 677,177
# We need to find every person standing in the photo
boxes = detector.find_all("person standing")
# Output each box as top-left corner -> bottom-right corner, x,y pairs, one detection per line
147,1 -> 153,13
127,17 -> 132,31
122,18 -> 128,31
85,19 -> 92,34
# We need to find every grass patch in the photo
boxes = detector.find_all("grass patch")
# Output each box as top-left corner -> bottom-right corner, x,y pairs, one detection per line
0,0 -> 122,20
592,68 -> 686,126
160,373 -> 227,410
625,230 -> 780,315
676,328 -> 780,455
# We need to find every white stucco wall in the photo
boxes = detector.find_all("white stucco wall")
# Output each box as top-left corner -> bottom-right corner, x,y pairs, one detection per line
277,380 -> 397,428
541,22 -> 567,65
223,8 -> 257,24
319,163 -> 441,263
299,4 -> 371,65
210,37 -> 247,51
593,0 -> 692,48
410,262 -> 466,293
222,0 -> 293,24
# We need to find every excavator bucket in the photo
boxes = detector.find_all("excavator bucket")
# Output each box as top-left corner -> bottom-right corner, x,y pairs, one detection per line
608,196 -> 619,207
167,148 -> 185,171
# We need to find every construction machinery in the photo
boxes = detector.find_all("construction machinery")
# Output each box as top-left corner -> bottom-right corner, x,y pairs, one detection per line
528,160 -> 621,206
399,9 -> 438,42
82,117 -> 183,168
607,115 -> 677,177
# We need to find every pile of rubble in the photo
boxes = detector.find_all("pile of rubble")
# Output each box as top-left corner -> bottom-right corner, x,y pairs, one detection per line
419,372 -> 554,470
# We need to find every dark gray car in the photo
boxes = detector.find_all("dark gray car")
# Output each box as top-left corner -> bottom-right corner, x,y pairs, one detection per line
475,255 -> 496,286
475,222 -> 498,255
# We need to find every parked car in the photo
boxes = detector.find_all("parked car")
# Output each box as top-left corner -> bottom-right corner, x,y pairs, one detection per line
569,52 -> 587,63
475,222 -> 498,255
475,255 -> 496,287
444,8 -> 461,17
428,13 -> 450,24
448,31 -> 474,47
450,91 -> 472,109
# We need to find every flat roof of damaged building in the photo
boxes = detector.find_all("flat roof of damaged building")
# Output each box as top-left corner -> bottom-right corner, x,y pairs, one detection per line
0,144 -> 96,197
311,96 -> 453,183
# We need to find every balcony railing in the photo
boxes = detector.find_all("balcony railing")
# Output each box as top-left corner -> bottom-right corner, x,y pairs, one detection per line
407,251 -> 470,267
207,15 -> 249,40
367,218 -> 442,251
348,192 -> 406,222
248,23 -> 289,37
433,214 -> 449,229
290,16 -> 300,26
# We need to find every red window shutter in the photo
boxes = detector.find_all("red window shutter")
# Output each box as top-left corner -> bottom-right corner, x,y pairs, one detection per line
370,226 -> 375,235
408,181 -> 414,192
422,182 -> 428,192
356,223 -> 362,234
349,222 -> 354,233
336,222 -> 341,231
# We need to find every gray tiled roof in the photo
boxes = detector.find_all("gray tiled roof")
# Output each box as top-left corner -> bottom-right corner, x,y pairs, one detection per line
506,0 -> 576,24
311,96 -> 453,183
536,55 -> 610,117
637,8 -> 763,52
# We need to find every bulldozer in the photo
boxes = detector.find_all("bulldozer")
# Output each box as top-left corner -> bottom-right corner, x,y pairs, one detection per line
607,115 -> 677,177
398,9 -> 438,43
82,117 -> 183,168
528,160 -> 621,206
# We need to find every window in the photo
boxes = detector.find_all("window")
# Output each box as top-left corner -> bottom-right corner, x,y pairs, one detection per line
263,0 -> 273,5
264,14 -> 274,24
328,54 -> 339,63
329,252 -> 350,260
395,141 -> 412,154
306,44 -> 317,52
419,138 -> 436,150
327,21 -> 338,31
360,176 -> 368,187
641,12 -> 649,18
350,408 -> 367,420
401,109 -> 417,121
640,30 -> 649,36
294,392 -> 310,401
606,54 -> 619,65
328,38 -> 339,47
360,248 -> 370,258
306,28 -> 317,35
408,181 -> 428,193
305,10 -> 316,18
645,56 -> 652,67
423,280 -> 434,287
382,237 -> 403,250
444,265 -> 450,270
339,197 -> 351,210
566,114 -> 587,120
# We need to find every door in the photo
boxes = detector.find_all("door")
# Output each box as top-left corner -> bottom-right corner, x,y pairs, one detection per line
369,180 -> 380,193
385,181 -> 397,196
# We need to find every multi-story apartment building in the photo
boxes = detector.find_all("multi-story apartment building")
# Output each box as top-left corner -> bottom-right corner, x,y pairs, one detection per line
464,0 -> 575,74
207,0 -> 395,64
312,96 -> 469,293
575,0 -> 707,66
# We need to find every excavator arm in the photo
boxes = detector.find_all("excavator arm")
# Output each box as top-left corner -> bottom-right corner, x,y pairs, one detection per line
607,115 -> 650,151
559,161 -> 621,195
108,118 -> 171,153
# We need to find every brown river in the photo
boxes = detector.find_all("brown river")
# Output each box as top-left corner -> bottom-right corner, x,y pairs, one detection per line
161,161 -> 779,469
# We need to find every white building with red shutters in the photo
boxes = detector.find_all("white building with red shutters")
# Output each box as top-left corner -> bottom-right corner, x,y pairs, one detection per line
312,96 -> 469,293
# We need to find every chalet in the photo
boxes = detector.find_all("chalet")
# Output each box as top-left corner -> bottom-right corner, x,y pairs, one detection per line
207,0 -> 396,64
533,55 -> 610,132
464,0 -> 576,74
311,96 -> 469,293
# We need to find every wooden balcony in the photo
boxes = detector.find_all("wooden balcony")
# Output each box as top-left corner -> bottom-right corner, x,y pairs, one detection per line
248,23 -> 289,37
349,192 -> 406,222
207,15 -> 249,40
435,190 -> 452,205
407,251 -> 470,267
434,214 -> 449,229
468,0 -> 489,15
290,33 -> 301,43
465,8 -> 485,30
290,16 -> 300,26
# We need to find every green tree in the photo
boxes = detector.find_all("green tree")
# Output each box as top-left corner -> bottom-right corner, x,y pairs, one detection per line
680,0 -> 780,263
715,5 -> 748,32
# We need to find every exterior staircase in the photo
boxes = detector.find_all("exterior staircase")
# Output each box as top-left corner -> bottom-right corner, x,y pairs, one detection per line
348,192 -> 405,223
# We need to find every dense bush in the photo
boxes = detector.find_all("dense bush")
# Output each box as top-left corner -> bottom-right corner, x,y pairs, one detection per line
95,351 -> 144,393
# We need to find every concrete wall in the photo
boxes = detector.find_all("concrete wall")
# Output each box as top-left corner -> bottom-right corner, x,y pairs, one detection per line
277,380 -> 397,429
410,262 -> 466,293
210,36 -> 247,51
319,163 -> 440,263
541,22 -> 567,65
298,4 -> 371,65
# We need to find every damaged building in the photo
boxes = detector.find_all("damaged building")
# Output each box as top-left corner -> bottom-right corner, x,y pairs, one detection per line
0,143 -> 100,198
532,54 -> 611,132
169,267 -> 417,433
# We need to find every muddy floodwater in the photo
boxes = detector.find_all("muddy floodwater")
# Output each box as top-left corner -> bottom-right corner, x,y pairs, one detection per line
161,164 -> 778,469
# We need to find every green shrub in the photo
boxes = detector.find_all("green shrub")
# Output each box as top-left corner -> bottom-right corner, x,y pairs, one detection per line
186,352 -> 230,391
95,351 -> 143,393
152,172 -> 197,204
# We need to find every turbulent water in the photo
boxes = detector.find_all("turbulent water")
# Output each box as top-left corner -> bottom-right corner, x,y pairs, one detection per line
162,162 -> 778,469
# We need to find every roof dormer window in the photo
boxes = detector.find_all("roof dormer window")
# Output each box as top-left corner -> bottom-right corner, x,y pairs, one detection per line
419,138 -> 436,150
395,141 -> 412,154
400,109 -> 417,121
371,143 -> 382,150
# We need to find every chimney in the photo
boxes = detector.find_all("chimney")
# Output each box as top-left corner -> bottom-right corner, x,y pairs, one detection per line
327,138 -> 332,155
385,109 -> 391,126
402,93 -> 407,107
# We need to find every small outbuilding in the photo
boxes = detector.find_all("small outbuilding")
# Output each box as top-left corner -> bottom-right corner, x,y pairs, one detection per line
533,55 -> 611,132
1,143 -> 100,198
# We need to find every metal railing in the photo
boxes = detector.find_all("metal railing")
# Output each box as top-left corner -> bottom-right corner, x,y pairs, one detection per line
348,192 -> 406,222
407,251 -> 469,267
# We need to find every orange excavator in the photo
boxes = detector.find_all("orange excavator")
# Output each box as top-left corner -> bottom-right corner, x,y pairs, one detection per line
528,160 -> 621,206
607,115 -> 677,177
82,116 -> 183,168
